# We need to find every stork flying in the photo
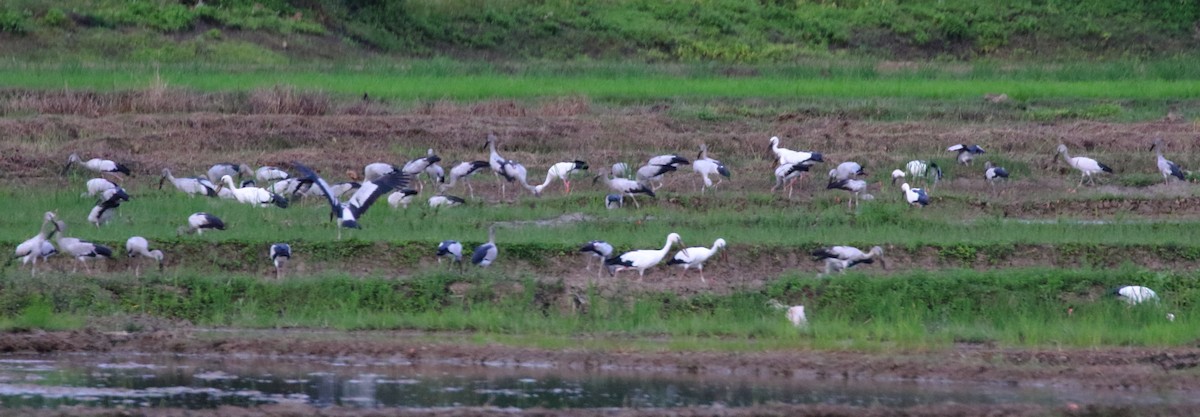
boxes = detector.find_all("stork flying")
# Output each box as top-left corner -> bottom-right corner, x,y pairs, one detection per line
294,162 -> 408,238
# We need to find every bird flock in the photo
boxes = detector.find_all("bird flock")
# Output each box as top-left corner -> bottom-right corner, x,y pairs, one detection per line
17,134 -> 1191,324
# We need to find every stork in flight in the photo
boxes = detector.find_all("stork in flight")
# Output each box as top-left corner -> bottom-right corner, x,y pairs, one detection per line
294,162 -> 408,239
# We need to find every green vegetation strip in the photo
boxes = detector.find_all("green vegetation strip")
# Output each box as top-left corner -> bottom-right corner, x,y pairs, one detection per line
3,66 -> 1200,100
2,267 -> 1194,349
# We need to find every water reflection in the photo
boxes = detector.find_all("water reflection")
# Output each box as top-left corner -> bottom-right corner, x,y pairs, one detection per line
0,355 -> 1187,410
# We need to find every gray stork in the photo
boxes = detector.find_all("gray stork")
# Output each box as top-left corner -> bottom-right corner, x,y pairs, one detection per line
429,195 -> 466,208
160,169 -> 217,197
471,225 -> 498,267
947,144 -> 986,165
579,240 -> 613,278
255,166 -> 290,183
901,183 -> 929,207
811,245 -> 886,275
437,240 -> 464,271
63,153 -> 131,177
826,178 -> 868,209
179,212 -> 226,235
207,163 -> 253,183
53,220 -> 113,274
82,178 -> 118,198
441,161 -> 490,198
1151,138 -> 1186,183
270,243 -> 291,279
772,162 -> 811,199
984,161 -> 1010,193
594,170 -> 655,208
387,188 -> 419,209
828,161 -> 865,181
12,212 -> 59,276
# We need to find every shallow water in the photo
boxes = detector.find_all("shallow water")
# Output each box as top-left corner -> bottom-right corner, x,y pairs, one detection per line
0,354 -> 1189,410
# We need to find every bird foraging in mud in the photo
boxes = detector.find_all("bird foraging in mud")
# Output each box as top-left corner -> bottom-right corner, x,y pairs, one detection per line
63,153 -> 131,178
604,232 -> 687,280
579,240 -> 613,278
666,238 -> 726,283
125,236 -> 163,277
947,144 -> 986,166
811,245 -> 886,275
270,243 -> 291,279
437,240 -> 464,271
179,212 -> 225,235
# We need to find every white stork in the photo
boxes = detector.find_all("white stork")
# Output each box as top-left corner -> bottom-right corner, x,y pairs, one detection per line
890,169 -> 906,185
768,136 -> 824,165
270,243 -> 291,279
179,212 -> 226,235
387,189 -> 419,209
295,162 -> 407,239
207,163 -> 253,183
88,187 -> 130,227
811,245 -> 886,275
1054,144 -> 1113,187
537,160 -> 589,194
160,169 -> 217,197
441,161 -> 490,198
13,212 -> 59,276
594,171 -> 655,208
125,236 -> 163,277
984,161 -> 1010,193
1113,286 -> 1158,305
786,305 -> 808,328
828,161 -> 865,181
666,238 -> 726,283
82,178 -> 118,198
947,144 -> 986,166
901,183 -> 929,207
771,162 -> 810,199
1151,138 -> 1186,183
437,240 -> 464,270
218,175 -> 288,208
255,166 -> 290,183
604,232 -> 687,280
53,220 -> 112,274
471,225 -> 498,267
693,145 -> 731,194
826,178 -> 868,208
905,160 -> 942,187
429,195 -> 466,208
579,240 -> 613,278
63,154 -> 131,177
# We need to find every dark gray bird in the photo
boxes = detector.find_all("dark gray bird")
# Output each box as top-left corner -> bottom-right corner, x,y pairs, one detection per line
437,240 -> 464,270
270,243 -> 291,279
471,225 -> 498,267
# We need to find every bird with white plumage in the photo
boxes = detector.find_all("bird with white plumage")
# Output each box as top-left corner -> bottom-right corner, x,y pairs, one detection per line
429,195 -> 466,208
160,169 -> 217,197
579,240 -> 613,278
811,245 -> 886,275
666,238 -> 726,283
87,187 -> 130,227
12,212 -> 59,276
901,183 -> 929,207
218,175 -> 288,208
947,144 -> 986,166
125,236 -> 163,277
179,212 -> 226,235
537,160 -> 589,194
255,166 -> 290,183
472,225 -> 499,267
828,161 -> 865,181
53,219 -> 112,274
207,163 -> 253,183
1054,144 -> 1113,187
1150,138 -> 1185,184
437,240 -> 464,270
605,232 -> 687,280
294,162 -> 408,239
693,144 -> 731,194
388,189 -> 419,209
63,154 -> 131,177
82,178 -> 119,198
594,170 -> 655,208
826,178 -> 869,209
772,162 -> 810,199
440,161 -> 490,198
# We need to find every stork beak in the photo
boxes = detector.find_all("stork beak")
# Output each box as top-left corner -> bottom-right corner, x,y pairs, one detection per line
61,161 -> 73,175
158,176 -> 166,189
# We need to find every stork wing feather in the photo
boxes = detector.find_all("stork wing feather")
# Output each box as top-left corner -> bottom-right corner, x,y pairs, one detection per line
947,144 -> 965,152
348,170 -> 408,218
293,163 -> 342,210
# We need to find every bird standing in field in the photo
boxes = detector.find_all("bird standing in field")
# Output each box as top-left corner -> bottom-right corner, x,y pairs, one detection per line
82,178 -> 119,198
387,189 -> 419,209
579,240 -> 613,278
429,194 -> 466,208
768,136 -> 824,166
1150,138 -> 1186,184
160,169 -> 218,197
905,160 -> 942,188
947,144 -> 986,166
472,225 -> 499,267
363,162 -> 398,183
811,245 -> 886,275
437,240 -> 464,270
772,162 -> 810,199
53,220 -> 112,274
125,236 -> 163,277
207,163 -> 253,183
255,166 -> 290,183
984,161 -> 1010,193
270,243 -> 291,279
498,160 -> 541,197
87,187 -> 130,227
594,170 -> 655,208
441,161 -> 490,198
890,169 -> 906,185
693,144 -> 731,194
537,160 -> 589,194
1054,143 -> 1113,187
828,161 -> 865,181
63,153 -> 131,178
900,183 -> 929,207
12,212 -> 59,276
826,178 -> 868,209
294,162 -> 408,239
218,175 -> 288,208
605,232 -> 687,280
484,132 -> 513,198
179,212 -> 226,235
666,238 -> 726,283
402,151 -> 442,191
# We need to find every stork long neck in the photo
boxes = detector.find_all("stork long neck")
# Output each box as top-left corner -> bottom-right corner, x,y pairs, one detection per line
223,177 -> 238,190
658,237 -> 673,257
709,241 -> 722,253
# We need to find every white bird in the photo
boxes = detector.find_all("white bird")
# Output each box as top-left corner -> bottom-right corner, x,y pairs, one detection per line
437,240 -> 464,270
666,238 -> 726,283
693,145 -> 731,194
768,136 -> 824,165
63,153 -> 131,177
1151,138 -> 1186,184
423,149 -> 446,185
363,163 -> 398,183
270,243 -> 291,279
826,178 -> 868,208
901,183 -> 929,207
402,152 -> 442,191
594,171 -> 655,208
53,220 -> 112,274
471,225 -> 498,267
811,246 -> 886,275
295,162 -> 408,239
82,178 -> 118,197
890,169 -> 906,185
605,194 -> 623,209
1054,144 -> 1113,187
179,212 -> 226,235
604,232 -> 687,280
13,212 -> 58,276
218,175 -> 288,208
635,163 -> 679,190
125,236 -> 163,277
160,169 -> 218,197
786,305 -> 808,328
611,162 -> 631,178
387,189 -> 419,209
440,161 -> 490,198
207,163 -> 253,182
828,162 -> 865,181
87,187 -> 130,227
429,195 -> 466,208
579,240 -> 613,277
537,160 -> 589,194
1114,286 -> 1158,305
648,154 -> 690,168
255,166 -> 290,183
947,144 -> 986,166
905,160 -> 942,187
984,161 -> 1010,193
771,162 -> 811,199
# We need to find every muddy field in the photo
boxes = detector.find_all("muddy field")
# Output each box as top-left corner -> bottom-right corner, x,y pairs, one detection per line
1,329 -> 1199,416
